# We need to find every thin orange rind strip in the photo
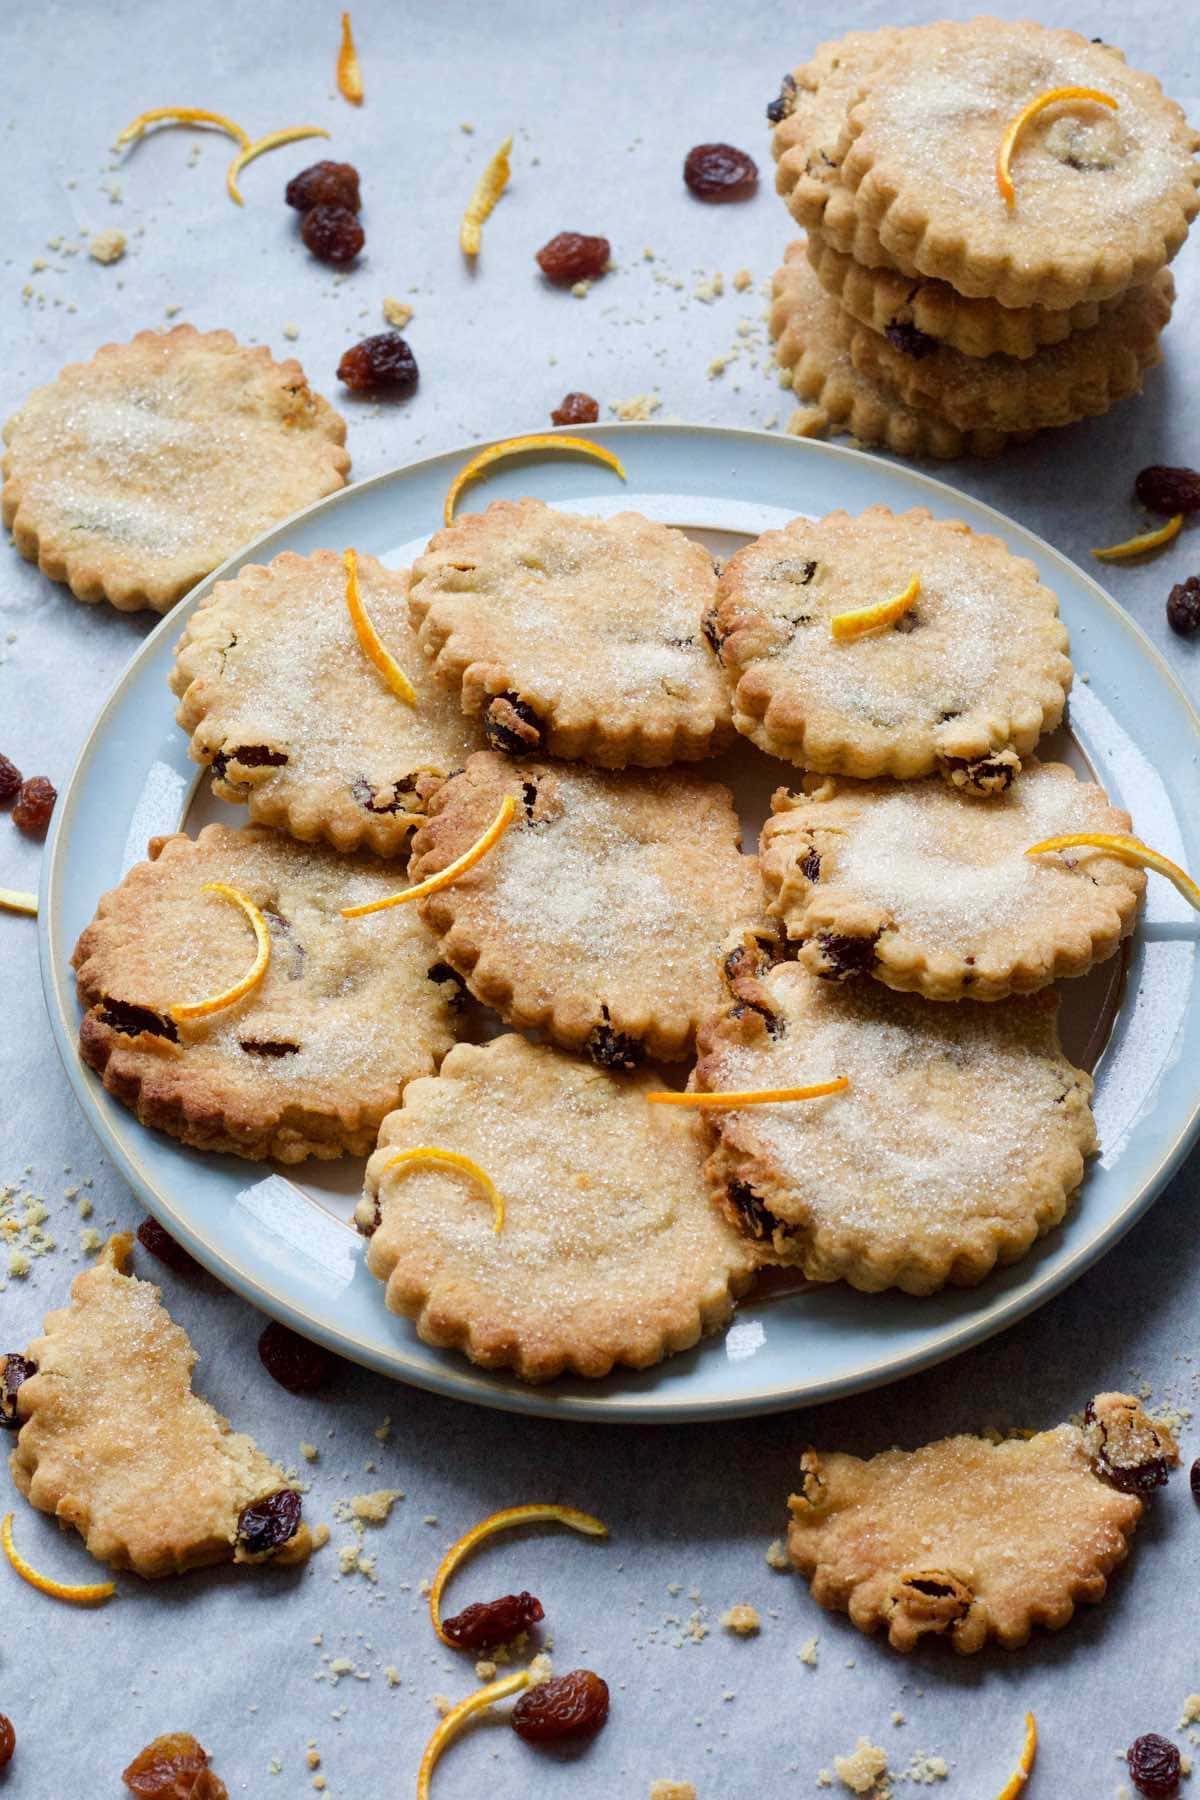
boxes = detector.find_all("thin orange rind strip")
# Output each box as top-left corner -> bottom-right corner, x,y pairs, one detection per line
997,87 -> 1118,208
227,125 -> 331,205
344,548 -> 417,705
460,135 -> 512,256
430,1504 -> 609,1646
1093,513 -> 1183,560
994,1712 -> 1037,1800
647,1078 -> 849,1108
0,889 -> 37,917
170,882 -> 272,1021
1025,833 -> 1200,909
380,1148 -> 504,1235
2,1512 -> 115,1607
115,106 -> 251,151
341,795 -> 516,916
337,12 -> 364,104
417,1669 -> 531,1798
443,433 -> 627,525
831,576 -> 920,643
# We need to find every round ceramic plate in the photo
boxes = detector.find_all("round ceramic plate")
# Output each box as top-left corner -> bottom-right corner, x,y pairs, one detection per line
39,426 -> 1200,1421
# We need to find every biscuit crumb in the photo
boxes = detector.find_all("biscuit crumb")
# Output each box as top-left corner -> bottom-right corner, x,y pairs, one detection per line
374,1416 -> 392,1442
694,273 -> 724,304
571,279 -> 591,298
787,405 -> 829,438
88,228 -> 126,264
834,1739 -> 889,1794
720,1604 -> 760,1636
765,1538 -> 789,1571
282,322 -> 300,340
1182,1695 -> 1200,1727
311,1523 -> 330,1551
300,1443 -> 319,1463
475,1659 -> 497,1680
904,1751 -> 948,1784
432,1694 -> 452,1716
733,268 -> 752,291
383,297 -> 413,329
798,1636 -> 819,1667
650,1784 -> 697,1799
610,392 -> 661,422
306,1750 -> 321,1770
351,1489 -> 403,1523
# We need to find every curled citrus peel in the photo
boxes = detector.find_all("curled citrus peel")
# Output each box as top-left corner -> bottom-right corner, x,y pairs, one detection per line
115,106 -> 251,151
0,888 -> 37,917
430,1503 -> 609,1646
1093,513 -> 1184,560
1025,832 -> 1200,909
341,794 -> 516,917
227,125 -> 331,205
2,1512 -> 115,1607
460,135 -> 513,256
996,87 -> 1118,209
831,576 -> 920,643
170,882 -> 272,1022
647,1078 -> 849,1108
444,434 -> 627,525
417,1669 -> 531,1798
380,1148 -> 504,1234
343,548 -> 417,705
337,11 -> 364,104
994,1712 -> 1037,1800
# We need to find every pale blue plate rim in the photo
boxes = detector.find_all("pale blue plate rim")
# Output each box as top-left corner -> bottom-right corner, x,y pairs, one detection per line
37,423 -> 1200,1423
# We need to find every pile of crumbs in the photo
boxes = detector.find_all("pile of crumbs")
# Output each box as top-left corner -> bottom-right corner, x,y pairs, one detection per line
650,1783 -> 697,1799
88,228 -> 126,264
330,1488 -> 404,1581
719,1604 -> 760,1636
1,1165 -> 100,1283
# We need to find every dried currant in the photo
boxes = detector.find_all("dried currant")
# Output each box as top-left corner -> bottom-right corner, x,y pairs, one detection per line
1084,1396 -> 1175,1494
0,1714 -> 13,1770
122,1731 -> 227,1798
257,1320 -> 333,1394
0,754 -> 21,805
1167,576 -> 1200,637
683,143 -> 758,202
813,930 -> 878,980
799,847 -> 821,882
586,1021 -> 645,1071
337,332 -> 418,397
1134,464 -> 1200,515
884,321 -> 937,359
483,693 -> 543,755
300,203 -> 364,265
536,233 -> 611,285
211,744 -> 288,781
285,159 -> 361,213
1191,1456 -> 1200,1498
442,1590 -> 545,1650
1127,1733 -> 1182,1799
237,1487 -> 303,1558
511,1669 -> 609,1743
551,391 -> 600,426
1,1353 -> 35,1429
766,73 -> 797,124
726,1179 -> 784,1243
136,1217 -> 201,1277
99,998 -> 180,1043
12,775 -> 55,834
428,961 -> 468,1010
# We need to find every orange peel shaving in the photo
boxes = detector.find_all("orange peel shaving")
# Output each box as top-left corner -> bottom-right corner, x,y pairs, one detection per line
1093,513 -> 1184,560
997,87 -> 1118,208
430,1503 -> 609,1646
994,1712 -> 1038,1800
831,576 -> 920,643
2,1512 -> 115,1607
115,106 -> 251,151
341,794 -> 516,917
337,12 -> 364,104
343,548 -> 417,705
170,882 -> 272,1021
460,135 -> 512,256
647,1078 -> 849,1108
227,125 -> 331,206
417,1669 -> 532,1797
1025,833 -> 1200,910
0,888 -> 37,917
380,1148 -> 505,1234
443,433 -> 627,525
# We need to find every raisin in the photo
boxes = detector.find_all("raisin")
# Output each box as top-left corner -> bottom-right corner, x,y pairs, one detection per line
1191,1457 -> 1200,1497
428,961 -> 468,1010
551,391 -> 600,426
770,557 -> 817,585
300,203 -> 364,265
484,693 -> 543,755
813,930 -> 878,981
99,999 -> 180,1043
443,1591 -> 545,1650
726,1179 -> 785,1243
285,159 -> 361,213
211,744 -> 288,781
587,1021 -> 645,1071
0,1353 -> 36,1429
0,1714 -> 12,1769
536,233 -> 611,285
800,847 -> 821,882
337,333 -> 418,397
940,752 -> 1018,794
12,775 -> 55,834
122,1732 -> 227,1798
1127,1733 -> 1182,1798
136,1217 -> 200,1277
236,1487 -> 303,1557
257,1320 -> 333,1394
683,143 -> 758,202
1084,1396 -> 1175,1494
1135,464 -> 1200,515
766,73 -> 797,124
351,775 -> 417,813
702,609 -> 727,658
0,754 -> 21,805
239,1038 -> 299,1057
511,1670 -> 609,1743
885,321 -> 937,359
1167,576 -> 1200,637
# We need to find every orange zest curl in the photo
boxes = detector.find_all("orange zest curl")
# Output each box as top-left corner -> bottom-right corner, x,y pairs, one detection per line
0,888 -> 37,917
2,1512 -> 115,1607
336,12 -> 364,104
994,1712 -> 1038,1800
380,1148 -> 505,1235
647,1078 -> 849,1108
343,548 -> 417,705
417,1669 -> 532,1797
227,125 -> 331,206
341,794 -> 516,917
459,135 -> 513,256
444,434 -> 627,525
1025,833 -> 1200,910
1093,513 -> 1184,561
996,87 -> 1118,209
831,576 -> 920,643
170,882 -> 272,1021
429,1504 -> 609,1647
115,106 -> 251,151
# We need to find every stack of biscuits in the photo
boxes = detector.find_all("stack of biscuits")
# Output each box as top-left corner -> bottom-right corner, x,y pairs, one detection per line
765,18 -> 1200,458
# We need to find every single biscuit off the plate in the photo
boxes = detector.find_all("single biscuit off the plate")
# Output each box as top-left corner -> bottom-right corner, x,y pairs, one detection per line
72,824 -> 456,1162
2,325 -> 349,613
786,1393 -> 1178,1652
358,1034 -> 757,1382
409,750 -> 765,1064
9,1235 -> 311,1578
760,761 -> 1144,1001
170,550 -> 483,855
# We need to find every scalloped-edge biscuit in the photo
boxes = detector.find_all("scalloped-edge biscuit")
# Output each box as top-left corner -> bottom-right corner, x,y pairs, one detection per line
710,502 -> 1072,788
836,19 -> 1200,309
71,824 -> 455,1163
786,1393 -> 1178,1652
9,1235 -> 312,1577
760,762 -> 1145,1001
410,751 -> 764,1065
694,943 -> 1096,1293
2,326 -> 349,613
357,1034 -> 757,1383
170,550 -> 483,856
408,498 -> 734,768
